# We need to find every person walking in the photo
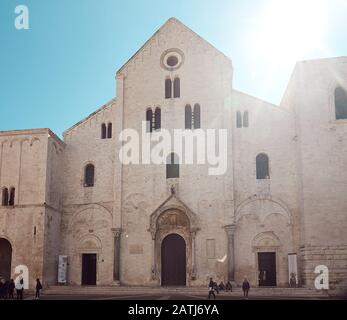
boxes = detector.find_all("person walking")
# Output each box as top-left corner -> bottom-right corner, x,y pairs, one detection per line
15,277 -> 24,300
242,278 -> 250,299
8,279 -> 15,299
208,278 -> 216,300
35,278 -> 43,299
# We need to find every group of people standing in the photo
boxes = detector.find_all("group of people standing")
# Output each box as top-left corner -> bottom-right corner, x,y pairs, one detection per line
0,277 -> 43,300
0,277 -> 24,300
208,277 -> 251,299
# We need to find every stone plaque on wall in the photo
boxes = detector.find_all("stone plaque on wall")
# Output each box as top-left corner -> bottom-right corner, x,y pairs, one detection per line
129,244 -> 144,255
206,239 -> 216,259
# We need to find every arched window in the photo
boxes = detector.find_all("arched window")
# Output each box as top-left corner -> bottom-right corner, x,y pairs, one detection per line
155,108 -> 161,131
2,188 -> 9,206
335,87 -> 347,120
107,123 -> 112,139
194,104 -> 201,129
243,111 -> 249,127
185,105 -> 192,129
101,123 -> 107,139
84,164 -> 95,187
166,153 -> 179,179
146,109 -> 153,133
236,111 -> 242,128
174,77 -> 180,98
9,188 -> 15,206
256,154 -> 270,180
165,78 -> 172,99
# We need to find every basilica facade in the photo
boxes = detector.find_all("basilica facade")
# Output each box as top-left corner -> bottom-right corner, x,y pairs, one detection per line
0,18 -> 346,290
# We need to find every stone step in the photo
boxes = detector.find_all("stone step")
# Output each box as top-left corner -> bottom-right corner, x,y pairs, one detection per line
43,286 -> 330,297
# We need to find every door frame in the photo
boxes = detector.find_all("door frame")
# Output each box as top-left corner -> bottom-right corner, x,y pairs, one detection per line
80,252 -> 98,286
160,233 -> 187,287
254,248 -> 279,288
0,237 -> 13,280
257,251 -> 277,287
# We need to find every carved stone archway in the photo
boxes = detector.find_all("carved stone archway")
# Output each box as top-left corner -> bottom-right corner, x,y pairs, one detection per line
148,194 -> 200,286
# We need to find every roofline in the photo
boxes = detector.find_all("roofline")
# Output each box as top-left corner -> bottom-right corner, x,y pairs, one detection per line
63,97 -> 117,136
296,55 -> 347,65
232,89 -> 292,115
232,89 -> 278,108
0,128 -> 65,146
116,17 -> 232,76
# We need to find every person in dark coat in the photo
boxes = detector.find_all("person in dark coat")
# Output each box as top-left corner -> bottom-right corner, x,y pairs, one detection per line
225,281 -> 233,292
8,279 -> 15,299
208,278 -> 216,300
242,278 -> 250,299
35,278 -> 43,299
218,281 -> 226,291
3,280 -> 9,299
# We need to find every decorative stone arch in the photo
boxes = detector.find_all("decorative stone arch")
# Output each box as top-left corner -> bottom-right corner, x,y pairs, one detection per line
69,203 -> 113,233
69,205 -> 113,285
148,194 -> 200,286
235,196 -> 293,226
252,231 -> 281,250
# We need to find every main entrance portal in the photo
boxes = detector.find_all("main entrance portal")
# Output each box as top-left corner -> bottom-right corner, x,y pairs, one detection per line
161,234 -> 186,287
0,238 -> 12,280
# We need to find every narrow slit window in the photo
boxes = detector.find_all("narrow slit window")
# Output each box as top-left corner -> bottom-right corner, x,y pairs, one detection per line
165,78 -> 172,99
174,77 -> 180,98
243,111 -> 249,127
84,164 -> 95,187
335,87 -> 347,120
146,109 -> 153,133
155,108 -> 161,131
101,123 -> 107,139
2,188 -> 9,206
256,154 -> 270,180
107,123 -> 112,139
185,105 -> 192,129
9,188 -> 15,206
236,111 -> 242,128
194,104 -> 201,129
166,153 -> 180,179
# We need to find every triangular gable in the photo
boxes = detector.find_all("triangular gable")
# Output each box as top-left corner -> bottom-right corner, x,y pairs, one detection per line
117,17 -> 232,75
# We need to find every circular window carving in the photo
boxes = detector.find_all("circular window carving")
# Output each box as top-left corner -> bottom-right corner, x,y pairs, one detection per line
161,49 -> 184,71
167,56 -> 178,67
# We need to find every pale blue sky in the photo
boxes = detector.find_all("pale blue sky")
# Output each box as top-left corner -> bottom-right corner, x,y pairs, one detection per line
1,0 -> 346,136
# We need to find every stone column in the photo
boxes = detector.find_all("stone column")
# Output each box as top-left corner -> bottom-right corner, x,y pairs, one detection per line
191,228 -> 198,280
224,224 -> 236,282
112,228 -> 122,283
150,230 -> 157,280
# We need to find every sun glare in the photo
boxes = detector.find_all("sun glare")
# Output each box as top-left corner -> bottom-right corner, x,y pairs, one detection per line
255,0 -> 327,65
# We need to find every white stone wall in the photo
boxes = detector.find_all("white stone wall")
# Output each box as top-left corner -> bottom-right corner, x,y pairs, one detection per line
0,130 -> 64,288
116,18 -> 234,286
231,90 -> 300,286
281,58 -> 347,287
